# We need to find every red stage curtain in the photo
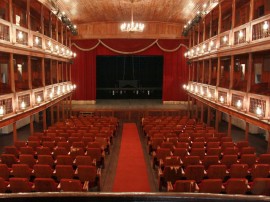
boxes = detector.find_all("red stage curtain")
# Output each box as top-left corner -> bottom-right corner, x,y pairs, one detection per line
71,39 -> 188,101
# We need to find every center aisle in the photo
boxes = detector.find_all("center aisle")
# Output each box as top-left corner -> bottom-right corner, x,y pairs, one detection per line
112,123 -> 151,192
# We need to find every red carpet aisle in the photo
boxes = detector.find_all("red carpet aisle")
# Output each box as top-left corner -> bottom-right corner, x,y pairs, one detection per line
112,123 -> 151,192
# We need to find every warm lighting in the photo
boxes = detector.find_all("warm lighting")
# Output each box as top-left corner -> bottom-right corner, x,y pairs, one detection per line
195,86 -> 198,93
73,52 -> 77,57
210,40 -> 214,47
188,20 -> 191,25
0,105 -> 5,118
74,25 -> 77,29
34,37 -> 39,45
196,47 -> 200,54
238,30 -> 244,39
186,85 -> 189,90
190,85 -> 194,92
263,21 -> 269,31
223,36 -> 228,43
202,44 -> 206,50
219,96 -> 225,104
67,85 -> 70,92
120,0 -> 144,33
48,40 -> 52,47
203,3 -> 207,8
207,92 -> 212,99
62,86 -> 66,93
256,106 -> 263,117
49,92 -> 53,99
17,31 -> 23,40
55,45 -> 59,51
184,52 -> 188,57
57,88 -> 61,95
236,100 -> 242,109
183,84 -> 187,89
200,88 -> 204,96
36,96 -> 41,104
73,84 -> 76,89
20,101 -> 26,110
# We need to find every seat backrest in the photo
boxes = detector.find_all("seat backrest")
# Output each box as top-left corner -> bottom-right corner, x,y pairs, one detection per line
190,148 -> 205,159
182,156 -> 200,167
0,164 -> 10,180
33,164 -> 53,178
163,166 -> 183,184
203,155 -> 219,169
20,146 -> 35,155
60,179 -> 83,192
207,164 -> 227,180
9,178 -> 33,193
34,178 -> 59,192
225,178 -> 248,194
0,177 -> 7,193
239,154 -> 257,168
56,155 -> 73,165
221,155 -> 238,168
19,154 -> 36,168
258,154 -> 270,164
77,165 -> 97,182
251,178 -> 270,196
185,165 -> 205,183
4,146 -> 19,156
199,179 -> 222,193
174,180 -> 197,192
12,164 -> 31,179
229,164 -> 248,178
1,154 -> 18,168
37,155 -> 54,167
55,165 -> 74,181
75,155 -> 93,166
36,146 -> 51,155
251,164 -> 270,179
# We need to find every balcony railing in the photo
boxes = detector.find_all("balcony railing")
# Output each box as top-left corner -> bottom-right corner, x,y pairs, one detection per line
0,18 -> 74,60
0,82 -> 75,120
186,81 -> 270,121
186,14 -> 270,59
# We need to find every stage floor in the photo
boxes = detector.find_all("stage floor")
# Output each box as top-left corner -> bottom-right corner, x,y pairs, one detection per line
72,99 -> 188,110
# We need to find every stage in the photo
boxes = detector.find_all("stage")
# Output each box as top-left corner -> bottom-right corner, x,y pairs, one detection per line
71,99 -> 188,119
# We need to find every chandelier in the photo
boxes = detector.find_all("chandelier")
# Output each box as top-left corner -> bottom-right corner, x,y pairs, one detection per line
120,0 -> 144,32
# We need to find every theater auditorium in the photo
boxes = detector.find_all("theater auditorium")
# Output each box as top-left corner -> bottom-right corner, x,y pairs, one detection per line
0,0 -> 269,201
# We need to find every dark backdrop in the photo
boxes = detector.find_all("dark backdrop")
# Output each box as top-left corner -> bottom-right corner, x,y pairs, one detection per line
96,55 -> 163,99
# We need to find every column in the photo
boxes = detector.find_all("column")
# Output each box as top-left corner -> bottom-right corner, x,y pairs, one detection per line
30,115 -> 34,135
228,115 -> 232,136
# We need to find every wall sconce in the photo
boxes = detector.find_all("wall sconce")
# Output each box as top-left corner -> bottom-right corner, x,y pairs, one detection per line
183,84 -> 187,89
20,101 -> 26,111
47,40 -> 52,47
195,86 -> 198,93
200,87 -> 204,96
73,84 -> 76,89
263,21 -> 269,31
0,105 -> 5,120
223,36 -> 228,43
207,91 -> 212,99
238,30 -> 244,39
219,96 -> 225,104
256,106 -> 263,118
62,86 -> 66,93
202,44 -> 206,50
67,85 -> 70,92
147,90 -> 150,95
184,52 -> 188,57
49,92 -> 53,100
57,88 -> 61,96
36,96 -> 41,105
34,37 -> 40,45
17,31 -> 23,40
236,100 -> 242,109
190,85 -> 194,92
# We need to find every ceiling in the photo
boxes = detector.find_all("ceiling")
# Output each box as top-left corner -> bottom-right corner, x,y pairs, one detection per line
43,0 -> 210,25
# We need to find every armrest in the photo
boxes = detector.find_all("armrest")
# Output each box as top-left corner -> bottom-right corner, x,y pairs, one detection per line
167,181 -> 174,192
83,181 -> 89,191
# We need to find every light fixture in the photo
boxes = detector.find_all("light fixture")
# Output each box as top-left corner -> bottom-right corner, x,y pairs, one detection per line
20,101 -> 26,110
256,106 -> 263,117
219,96 -> 225,104
236,100 -> 242,109
36,96 -> 41,104
195,86 -> 198,93
263,21 -> 269,31
47,40 -> 52,47
207,92 -> 212,99
73,52 -> 77,58
73,84 -> 76,89
0,105 -> 5,119
62,86 -> 66,93
200,88 -> 204,96
238,30 -> 244,39
34,37 -> 39,45
120,0 -> 144,32
183,84 -> 187,89
49,92 -> 53,100
57,87 -> 61,95
17,31 -> 23,40
223,36 -> 228,43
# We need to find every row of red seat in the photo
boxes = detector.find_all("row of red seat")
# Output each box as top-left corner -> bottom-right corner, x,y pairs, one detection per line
142,116 -> 270,195
0,115 -> 119,193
